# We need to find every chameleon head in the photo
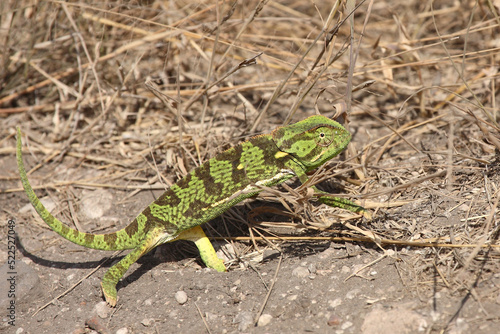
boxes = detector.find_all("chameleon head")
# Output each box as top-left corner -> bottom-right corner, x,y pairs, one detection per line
271,115 -> 351,171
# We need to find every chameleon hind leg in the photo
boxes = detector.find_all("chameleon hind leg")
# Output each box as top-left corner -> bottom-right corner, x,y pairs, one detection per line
101,228 -> 167,306
176,225 -> 226,272
101,225 -> 224,306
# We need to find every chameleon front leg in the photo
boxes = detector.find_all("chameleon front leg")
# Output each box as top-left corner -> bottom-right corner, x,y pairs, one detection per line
101,228 -> 166,306
295,169 -> 370,219
316,190 -> 370,218
176,225 -> 226,272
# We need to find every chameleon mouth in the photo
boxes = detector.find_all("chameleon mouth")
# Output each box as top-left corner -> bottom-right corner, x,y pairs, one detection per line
310,147 -> 329,163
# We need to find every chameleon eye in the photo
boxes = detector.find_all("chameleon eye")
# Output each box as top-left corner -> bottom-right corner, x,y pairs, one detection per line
315,127 -> 334,147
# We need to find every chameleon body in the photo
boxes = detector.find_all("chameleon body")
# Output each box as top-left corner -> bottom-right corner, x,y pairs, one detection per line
16,115 -> 367,306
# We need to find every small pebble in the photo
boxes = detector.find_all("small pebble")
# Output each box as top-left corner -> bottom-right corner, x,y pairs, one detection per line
327,314 -> 341,326
292,266 -> 309,278
346,288 -> 361,299
328,298 -> 342,309
80,189 -> 113,219
175,290 -> 188,304
341,321 -> 353,329
141,318 -> 155,327
116,328 -> 128,334
233,311 -> 254,331
94,301 -> 111,319
257,314 -> 272,327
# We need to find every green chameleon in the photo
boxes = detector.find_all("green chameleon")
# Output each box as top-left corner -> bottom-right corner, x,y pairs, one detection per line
16,115 -> 368,306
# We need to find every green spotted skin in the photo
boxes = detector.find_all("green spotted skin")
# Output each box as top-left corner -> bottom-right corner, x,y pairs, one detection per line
16,115 -> 367,306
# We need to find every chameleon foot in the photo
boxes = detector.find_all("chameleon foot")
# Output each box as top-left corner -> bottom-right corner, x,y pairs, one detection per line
101,281 -> 118,307
177,225 -> 227,272
204,254 -> 226,272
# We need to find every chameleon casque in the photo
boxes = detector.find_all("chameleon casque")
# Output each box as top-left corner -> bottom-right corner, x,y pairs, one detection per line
16,115 -> 368,306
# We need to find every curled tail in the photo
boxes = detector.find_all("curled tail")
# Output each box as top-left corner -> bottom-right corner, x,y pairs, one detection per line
16,128 -> 145,251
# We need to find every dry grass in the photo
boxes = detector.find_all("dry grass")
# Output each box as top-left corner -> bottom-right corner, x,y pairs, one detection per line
1,0 -> 499,330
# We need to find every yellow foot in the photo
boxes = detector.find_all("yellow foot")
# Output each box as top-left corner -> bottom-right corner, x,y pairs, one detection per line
207,256 -> 226,273
177,225 -> 227,272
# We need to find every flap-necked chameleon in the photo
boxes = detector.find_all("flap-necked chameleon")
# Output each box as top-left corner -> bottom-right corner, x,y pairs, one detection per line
16,115 -> 368,306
